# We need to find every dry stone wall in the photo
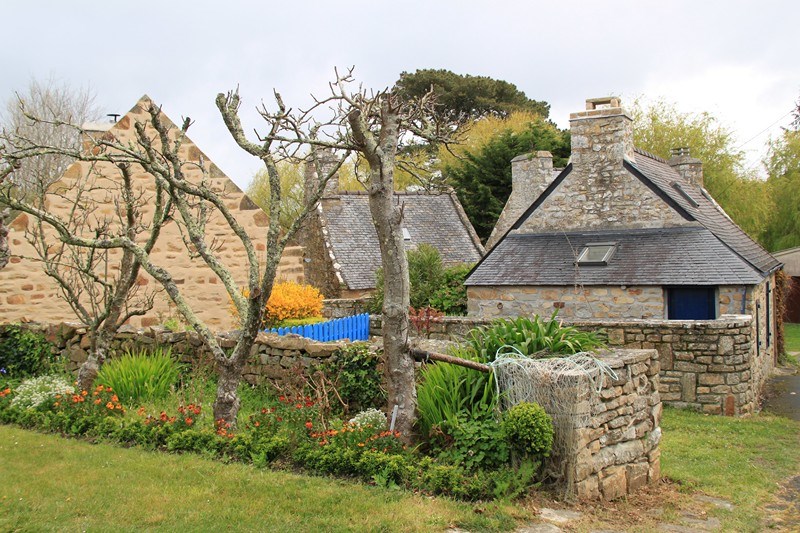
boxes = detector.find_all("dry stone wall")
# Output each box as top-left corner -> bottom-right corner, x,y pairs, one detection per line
371,313 -> 767,416
563,349 -> 661,500
6,322 -> 347,386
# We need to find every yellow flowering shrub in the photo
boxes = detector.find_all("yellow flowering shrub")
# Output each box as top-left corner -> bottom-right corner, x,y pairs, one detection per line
229,281 -> 324,327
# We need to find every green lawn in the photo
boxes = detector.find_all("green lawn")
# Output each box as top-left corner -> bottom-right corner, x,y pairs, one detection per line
784,322 -> 800,353
660,408 -> 800,531
0,426 -> 517,532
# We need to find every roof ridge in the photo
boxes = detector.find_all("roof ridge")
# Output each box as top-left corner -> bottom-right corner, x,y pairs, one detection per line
633,146 -> 668,164
337,189 -> 452,196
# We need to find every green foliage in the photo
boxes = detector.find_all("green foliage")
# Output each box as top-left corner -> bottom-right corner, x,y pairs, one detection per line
395,69 -> 550,119
95,347 -> 181,405
437,412 -> 509,472
0,325 -> 55,378
467,312 -> 606,362
371,244 -> 473,315
273,316 -> 325,328
9,375 -> 73,410
445,123 -> 570,241
324,343 -> 384,413
763,127 -> 800,251
429,263 -> 472,315
416,346 -> 496,439
501,402 -> 554,458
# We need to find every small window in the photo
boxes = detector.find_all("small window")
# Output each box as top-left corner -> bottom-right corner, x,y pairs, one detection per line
576,243 -> 616,266
402,228 -> 411,241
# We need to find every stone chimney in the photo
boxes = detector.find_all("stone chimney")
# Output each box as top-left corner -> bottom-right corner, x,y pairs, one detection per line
304,148 -> 340,201
667,147 -> 703,189
80,121 -> 115,154
485,151 -> 553,249
570,97 -> 635,173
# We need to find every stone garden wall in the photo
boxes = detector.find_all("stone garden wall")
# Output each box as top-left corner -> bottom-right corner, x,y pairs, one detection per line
3,322 -> 347,386
322,298 -> 373,319
371,313 -> 766,416
561,348 -> 661,500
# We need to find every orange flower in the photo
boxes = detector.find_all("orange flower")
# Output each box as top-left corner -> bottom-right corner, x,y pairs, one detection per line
137,407 -> 146,416
111,395 -> 119,403
305,421 -> 313,429
254,421 -> 260,427
53,401 -> 60,407
94,399 -> 102,405
185,418 -> 193,425
106,402 -> 114,409
105,386 -> 113,392
81,390 -> 88,397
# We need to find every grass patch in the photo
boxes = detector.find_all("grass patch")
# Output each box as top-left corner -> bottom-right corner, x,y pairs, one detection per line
661,407 -> 800,531
0,425 -> 518,532
784,322 -> 800,354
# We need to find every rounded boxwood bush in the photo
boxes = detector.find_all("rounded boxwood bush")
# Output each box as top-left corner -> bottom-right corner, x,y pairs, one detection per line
501,401 -> 554,457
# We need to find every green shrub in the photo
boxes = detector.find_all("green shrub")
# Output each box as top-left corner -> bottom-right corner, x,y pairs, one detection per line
0,325 -> 55,378
429,263 -> 473,315
95,347 -> 181,405
324,343 -> 384,413
9,375 -> 74,410
371,244 -> 473,315
501,401 -> 554,458
437,412 -> 509,472
468,312 -> 605,362
416,346 -> 496,438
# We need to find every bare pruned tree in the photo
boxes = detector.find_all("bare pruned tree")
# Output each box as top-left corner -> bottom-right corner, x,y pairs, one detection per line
1,96 -> 346,424
1,110 -> 173,389
218,68 -> 458,436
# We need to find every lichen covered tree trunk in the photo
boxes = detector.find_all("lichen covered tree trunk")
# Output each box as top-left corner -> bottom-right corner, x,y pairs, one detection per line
348,104 -> 417,439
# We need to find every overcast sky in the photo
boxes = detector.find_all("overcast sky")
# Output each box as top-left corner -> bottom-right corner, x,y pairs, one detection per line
2,0 -> 798,189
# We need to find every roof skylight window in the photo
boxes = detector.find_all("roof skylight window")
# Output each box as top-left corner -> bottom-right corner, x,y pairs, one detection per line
402,228 -> 412,241
576,242 -> 616,266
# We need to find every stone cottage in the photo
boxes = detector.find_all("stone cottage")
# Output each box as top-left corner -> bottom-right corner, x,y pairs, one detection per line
0,95 -> 303,330
466,97 -> 782,415
301,154 -> 485,299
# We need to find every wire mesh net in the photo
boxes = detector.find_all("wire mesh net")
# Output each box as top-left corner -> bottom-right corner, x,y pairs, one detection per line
489,346 -> 617,493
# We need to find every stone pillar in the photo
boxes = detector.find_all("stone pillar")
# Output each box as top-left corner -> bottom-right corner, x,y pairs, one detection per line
485,151 -> 553,250
668,147 -> 704,189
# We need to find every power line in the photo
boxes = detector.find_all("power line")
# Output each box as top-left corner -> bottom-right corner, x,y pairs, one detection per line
735,108 -> 795,151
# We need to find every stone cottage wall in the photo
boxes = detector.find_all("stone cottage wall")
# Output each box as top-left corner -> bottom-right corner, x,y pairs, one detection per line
564,349 -> 661,500
3,322 -> 347,386
467,285 -> 665,320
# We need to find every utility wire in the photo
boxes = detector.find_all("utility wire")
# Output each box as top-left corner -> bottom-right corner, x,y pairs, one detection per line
735,109 -> 795,151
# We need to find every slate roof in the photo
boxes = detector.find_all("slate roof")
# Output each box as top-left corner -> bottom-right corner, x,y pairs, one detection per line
469,148 -> 780,287
321,191 -> 484,290
628,149 -> 780,274
466,226 -> 763,286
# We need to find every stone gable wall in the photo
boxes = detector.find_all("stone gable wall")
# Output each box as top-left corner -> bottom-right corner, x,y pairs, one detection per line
0,97 -> 303,330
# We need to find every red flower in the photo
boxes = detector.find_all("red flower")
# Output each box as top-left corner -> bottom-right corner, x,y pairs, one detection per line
305,421 -> 313,429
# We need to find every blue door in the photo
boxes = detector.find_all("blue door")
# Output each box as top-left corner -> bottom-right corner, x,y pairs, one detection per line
667,287 -> 716,320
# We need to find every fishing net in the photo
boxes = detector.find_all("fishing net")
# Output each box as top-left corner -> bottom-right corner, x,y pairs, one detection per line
489,346 -> 617,492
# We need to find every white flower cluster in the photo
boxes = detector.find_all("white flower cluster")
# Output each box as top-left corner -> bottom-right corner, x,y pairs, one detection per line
10,375 -> 75,410
348,408 -> 387,430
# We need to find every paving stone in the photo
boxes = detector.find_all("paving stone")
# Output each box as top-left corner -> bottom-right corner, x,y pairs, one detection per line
539,507 -> 583,525
514,524 -> 563,533
693,494 -> 735,511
